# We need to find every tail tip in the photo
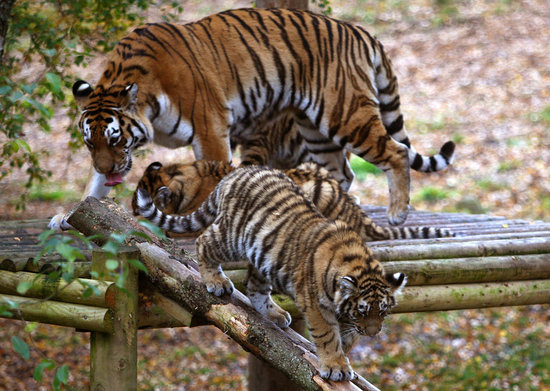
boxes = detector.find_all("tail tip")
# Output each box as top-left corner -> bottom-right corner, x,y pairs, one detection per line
440,141 -> 456,164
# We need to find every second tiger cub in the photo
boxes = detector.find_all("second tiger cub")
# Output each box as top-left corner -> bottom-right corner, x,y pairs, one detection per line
132,160 -> 455,240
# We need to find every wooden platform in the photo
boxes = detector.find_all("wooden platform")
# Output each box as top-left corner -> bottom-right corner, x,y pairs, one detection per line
2,207 -> 550,314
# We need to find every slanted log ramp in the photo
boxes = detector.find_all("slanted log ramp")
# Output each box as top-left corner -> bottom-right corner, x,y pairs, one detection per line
1,197 -> 549,390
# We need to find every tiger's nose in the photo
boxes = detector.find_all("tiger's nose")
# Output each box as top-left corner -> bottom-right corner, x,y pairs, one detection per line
365,324 -> 381,336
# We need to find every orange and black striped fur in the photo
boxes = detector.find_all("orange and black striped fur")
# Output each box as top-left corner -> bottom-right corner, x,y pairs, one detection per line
135,165 -> 406,381
132,160 -> 455,240
50,8 -> 455,230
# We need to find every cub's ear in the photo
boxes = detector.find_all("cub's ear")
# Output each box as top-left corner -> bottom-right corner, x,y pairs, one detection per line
120,83 -> 139,112
338,276 -> 358,295
385,272 -> 407,294
72,80 -> 94,110
146,162 -> 163,172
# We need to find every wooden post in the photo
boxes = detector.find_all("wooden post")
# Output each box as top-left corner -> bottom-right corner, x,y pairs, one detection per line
90,247 -> 139,391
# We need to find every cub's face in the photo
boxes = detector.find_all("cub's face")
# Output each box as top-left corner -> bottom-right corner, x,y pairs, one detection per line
73,80 -> 150,184
335,272 -> 406,337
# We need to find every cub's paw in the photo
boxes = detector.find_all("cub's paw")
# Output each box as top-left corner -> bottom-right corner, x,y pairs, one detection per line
320,358 -> 355,382
205,275 -> 235,297
267,306 -> 292,329
48,214 -> 72,231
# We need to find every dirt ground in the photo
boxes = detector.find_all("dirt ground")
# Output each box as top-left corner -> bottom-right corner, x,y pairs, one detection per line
0,0 -> 549,390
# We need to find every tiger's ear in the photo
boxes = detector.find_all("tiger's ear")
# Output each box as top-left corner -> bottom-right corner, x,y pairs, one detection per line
146,162 -> 163,172
72,80 -> 94,110
120,83 -> 139,112
338,276 -> 358,295
385,272 -> 407,294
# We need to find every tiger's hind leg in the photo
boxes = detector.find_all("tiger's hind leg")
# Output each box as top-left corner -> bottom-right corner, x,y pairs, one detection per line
331,112 -> 410,226
246,265 -> 291,328
196,224 -> 234,296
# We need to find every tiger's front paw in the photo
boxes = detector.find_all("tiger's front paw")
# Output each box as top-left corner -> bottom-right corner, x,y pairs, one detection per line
204,274 -> 235,297
48,214 -> 72,231
320,357 -> 355,382
266,305 -> 292,329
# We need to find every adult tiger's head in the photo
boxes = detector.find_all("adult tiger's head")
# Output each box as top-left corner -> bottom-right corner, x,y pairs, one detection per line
131,160 -> 234,217
73,80 -> 152,186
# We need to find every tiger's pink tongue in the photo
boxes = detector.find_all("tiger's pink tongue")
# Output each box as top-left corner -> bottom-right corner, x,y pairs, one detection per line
105,172 -> 123,187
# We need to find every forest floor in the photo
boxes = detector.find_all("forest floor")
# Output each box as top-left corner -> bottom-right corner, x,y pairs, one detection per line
0,0 -> 549,390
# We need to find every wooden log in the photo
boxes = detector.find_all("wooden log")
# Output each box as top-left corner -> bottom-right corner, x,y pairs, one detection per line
0,294 -> 113,332
137,277 -> 192,329
90,248 -> 139,391
383,254 -> 550,285
0,270 -> 112,307
394,279 -> 550,313
66,197 -> 196,270
370,237 -> 550,261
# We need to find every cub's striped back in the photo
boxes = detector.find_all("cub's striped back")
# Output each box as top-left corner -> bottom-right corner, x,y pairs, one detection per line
135,165 -> 406,381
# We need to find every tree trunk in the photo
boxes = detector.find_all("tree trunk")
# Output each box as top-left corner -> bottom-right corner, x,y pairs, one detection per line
0,0 -> 15,64
67,197 -> 380,391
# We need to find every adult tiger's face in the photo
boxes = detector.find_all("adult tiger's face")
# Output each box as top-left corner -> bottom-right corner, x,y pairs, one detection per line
335,272 -> 406,337
73,80 -> 151,186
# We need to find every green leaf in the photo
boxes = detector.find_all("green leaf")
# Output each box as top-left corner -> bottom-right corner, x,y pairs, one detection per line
139,220 -> 166,239
17,281 -> 33,295
0,304 -> 13,317
102,241 -> 119,255
23,96 -> 52,118
0,85 -> 12,95
55,364 -> 69,383
16,138 -> 32,152
45,73 -> 62,93
110,232 -> 127,244
20,83 -> 36,94
105,259 -> 119,270
24,322 -> 38,333
42,48 -> 57,57
12,336 -> 30,360
127,258 -> 149,275
33,359 -> 55,381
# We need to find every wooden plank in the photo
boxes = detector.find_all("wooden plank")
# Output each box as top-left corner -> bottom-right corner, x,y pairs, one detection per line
0,294 -> 113,332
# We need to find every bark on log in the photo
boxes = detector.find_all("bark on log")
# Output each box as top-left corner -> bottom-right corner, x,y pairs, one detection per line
68,198 -> 380,391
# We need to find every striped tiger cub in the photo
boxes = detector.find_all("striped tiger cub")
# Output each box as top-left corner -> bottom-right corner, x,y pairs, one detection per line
50,8 -> 455,231
135,165 -> 407,381
131,160 -> 455,240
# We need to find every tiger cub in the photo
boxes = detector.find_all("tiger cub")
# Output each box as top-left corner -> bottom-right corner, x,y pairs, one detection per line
50,8 -> 456,231
135,165 -> 407,381
132,160 -> 455,240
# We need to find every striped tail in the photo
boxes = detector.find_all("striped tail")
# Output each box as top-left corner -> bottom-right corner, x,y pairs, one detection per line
374,41 -> 456,173
382,225 -> 455,240
135,187 -> 216,233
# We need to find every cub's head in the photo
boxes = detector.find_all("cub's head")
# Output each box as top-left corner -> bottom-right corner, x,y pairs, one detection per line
73,80 -> 151,186
335,270 -> 406,338
132,160 -> 233,216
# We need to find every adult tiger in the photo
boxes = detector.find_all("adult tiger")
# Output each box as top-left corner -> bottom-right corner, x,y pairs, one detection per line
49,8 -> 455,230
